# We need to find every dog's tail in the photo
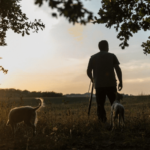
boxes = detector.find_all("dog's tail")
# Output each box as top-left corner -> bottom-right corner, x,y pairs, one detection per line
34,98 -> 45,111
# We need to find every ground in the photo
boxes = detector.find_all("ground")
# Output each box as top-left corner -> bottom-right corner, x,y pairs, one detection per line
0,96 -> 150,150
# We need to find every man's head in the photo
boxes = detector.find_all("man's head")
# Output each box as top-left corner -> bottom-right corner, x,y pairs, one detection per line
98,40 -> 109,51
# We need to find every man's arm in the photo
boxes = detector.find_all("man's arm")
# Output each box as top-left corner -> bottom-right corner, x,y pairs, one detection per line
114,64 -> 123,91
87,58 -> 93,82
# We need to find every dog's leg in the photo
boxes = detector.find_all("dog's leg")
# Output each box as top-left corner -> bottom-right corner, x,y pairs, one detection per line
10,124 -> 15,137
110,112 -> 112,129
112,115 -> 115,131
24,120 -> 36,136
122,112 -> 125,128
119,112 -> 125,132
31,113 -> 37,135
11,123 -> 17,138
118,114 -> 121,129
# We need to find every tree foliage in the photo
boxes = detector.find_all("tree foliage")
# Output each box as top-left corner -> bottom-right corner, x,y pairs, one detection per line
93,0 -> 150,54
1,0 -> 150,54
0,66 -> 8,74
34,0 -> 150,54
34,0 -> 93,25
0,0 -> 45,46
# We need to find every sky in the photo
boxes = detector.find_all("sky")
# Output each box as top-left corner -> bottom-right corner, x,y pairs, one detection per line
0,0 -> 150,95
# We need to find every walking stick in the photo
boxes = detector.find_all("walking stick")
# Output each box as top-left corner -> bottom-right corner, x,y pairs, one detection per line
88,81 -> 94,117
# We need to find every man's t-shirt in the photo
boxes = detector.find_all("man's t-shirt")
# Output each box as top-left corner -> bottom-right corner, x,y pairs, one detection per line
87,51 -> 120,88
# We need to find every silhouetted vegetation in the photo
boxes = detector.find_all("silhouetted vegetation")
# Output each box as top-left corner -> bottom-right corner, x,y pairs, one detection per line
0,0 -> 150,54
0,88 -> 63,98
35,0 -> 93,25
93,0 -> 150,54
2,0 -> 150,54
0,0 -> 45,46
36,0 -> 150,54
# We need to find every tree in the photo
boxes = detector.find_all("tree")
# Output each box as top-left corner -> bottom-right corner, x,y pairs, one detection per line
93,0 -> 150,55
0,0 -> 93,46
0,0 -> 45,73
1,0 -> 150,54
35,0 -> 150,55
35,0 -> 93,25
0,0 -> 45,46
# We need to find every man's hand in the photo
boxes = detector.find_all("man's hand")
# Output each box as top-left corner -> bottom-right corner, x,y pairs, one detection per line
114,65 -> 123,91
118,82 -> 123,91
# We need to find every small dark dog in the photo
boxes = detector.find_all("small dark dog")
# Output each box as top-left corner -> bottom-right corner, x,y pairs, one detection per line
6,98 -> 44,137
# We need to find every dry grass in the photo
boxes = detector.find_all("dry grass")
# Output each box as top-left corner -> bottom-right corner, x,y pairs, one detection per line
0,96 -> 150,150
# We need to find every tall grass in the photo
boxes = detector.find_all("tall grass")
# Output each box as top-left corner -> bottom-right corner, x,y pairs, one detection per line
0,96 -> 150,149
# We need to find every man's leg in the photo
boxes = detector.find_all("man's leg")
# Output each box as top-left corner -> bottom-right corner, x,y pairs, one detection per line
95,87 -> 107,122
106,87 -> 117,105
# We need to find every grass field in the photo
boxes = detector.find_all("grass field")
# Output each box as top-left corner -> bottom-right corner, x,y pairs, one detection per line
1,96 -> 150,150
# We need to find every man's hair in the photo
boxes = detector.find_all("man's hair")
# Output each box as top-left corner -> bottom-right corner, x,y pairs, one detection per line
98,40 -> 108,51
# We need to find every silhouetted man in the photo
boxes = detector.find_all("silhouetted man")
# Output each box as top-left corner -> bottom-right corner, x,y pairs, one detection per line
87,40 -> 123,123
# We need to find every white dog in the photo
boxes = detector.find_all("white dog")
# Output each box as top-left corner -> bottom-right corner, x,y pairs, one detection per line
110,93 -> 125,131
6,98 -> 44,137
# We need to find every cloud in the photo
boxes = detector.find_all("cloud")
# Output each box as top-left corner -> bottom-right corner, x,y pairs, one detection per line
68,24 -> 84,41
124,77 -> 150,83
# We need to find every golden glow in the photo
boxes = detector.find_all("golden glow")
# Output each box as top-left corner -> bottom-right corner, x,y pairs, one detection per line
68,24 -> 84,41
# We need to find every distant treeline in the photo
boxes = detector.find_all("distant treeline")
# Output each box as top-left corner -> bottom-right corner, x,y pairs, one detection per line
0,88 -> 63,98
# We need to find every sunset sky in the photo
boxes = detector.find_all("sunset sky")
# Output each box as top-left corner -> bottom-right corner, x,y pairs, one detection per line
0,0 -> 150,95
